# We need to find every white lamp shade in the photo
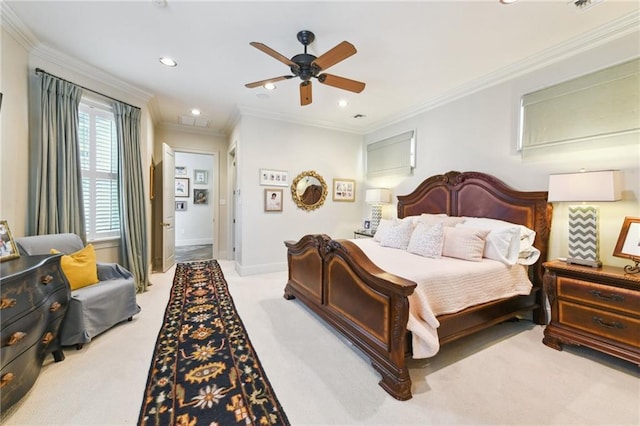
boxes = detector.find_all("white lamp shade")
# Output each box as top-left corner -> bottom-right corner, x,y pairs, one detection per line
547,170 -> 622,202
365,188 -> 392,204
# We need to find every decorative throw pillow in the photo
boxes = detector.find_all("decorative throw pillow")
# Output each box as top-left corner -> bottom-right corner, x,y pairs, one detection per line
407,222 -> 444,258
373,219 -> 394,242
51,244 -> 99,291
458,218 -> 521,265
379,219 -> 414,250
442,227 -> 490,262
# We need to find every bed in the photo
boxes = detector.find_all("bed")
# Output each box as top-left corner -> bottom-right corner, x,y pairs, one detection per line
283,171 -> 552,400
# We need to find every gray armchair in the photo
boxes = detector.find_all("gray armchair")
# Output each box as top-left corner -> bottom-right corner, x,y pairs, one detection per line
15,233 -> 141,349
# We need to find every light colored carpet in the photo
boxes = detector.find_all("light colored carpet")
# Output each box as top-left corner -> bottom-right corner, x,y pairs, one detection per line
2,259 -> 638,425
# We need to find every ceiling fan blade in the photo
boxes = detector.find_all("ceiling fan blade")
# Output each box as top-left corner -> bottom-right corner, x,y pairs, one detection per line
312,41 -> 357,71
250,42 -> 297,67
300,81 -> 312,106
318,74 -> 366,93
245,75 -> 293,89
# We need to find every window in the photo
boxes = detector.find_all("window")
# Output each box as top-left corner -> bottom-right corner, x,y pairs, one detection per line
78,101 -> 120,240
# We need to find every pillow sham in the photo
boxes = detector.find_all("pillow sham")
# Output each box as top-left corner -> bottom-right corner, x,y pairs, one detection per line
458,218 -> 521,265
442,227 -> 490,262
373,219 -> 394,242
419,213 -> 465,227
407,222 -> 444,258
379,218 -> 414,250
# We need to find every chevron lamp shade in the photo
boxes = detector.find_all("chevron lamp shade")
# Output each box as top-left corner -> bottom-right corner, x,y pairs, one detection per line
548,170 -> 622,268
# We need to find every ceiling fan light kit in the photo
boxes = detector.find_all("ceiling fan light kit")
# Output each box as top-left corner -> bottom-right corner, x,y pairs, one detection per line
246,30 -> 366,106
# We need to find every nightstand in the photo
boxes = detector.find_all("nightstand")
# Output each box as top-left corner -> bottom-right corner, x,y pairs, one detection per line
542,260 -> 640,365
354,229 -> 374,239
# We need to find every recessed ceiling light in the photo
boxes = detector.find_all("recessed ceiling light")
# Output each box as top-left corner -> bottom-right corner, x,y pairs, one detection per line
191,109 -> 201,116
499,0 -> 519,4
264,83 -> 276,90
337,99 -> 348,108
159,57 -> 177,67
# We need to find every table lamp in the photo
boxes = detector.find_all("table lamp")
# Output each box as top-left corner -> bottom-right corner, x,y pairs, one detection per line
365,188 -> 392,232
548,170 -> 622,267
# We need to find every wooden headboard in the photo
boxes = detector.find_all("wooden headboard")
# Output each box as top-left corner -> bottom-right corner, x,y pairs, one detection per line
397,171 -> 552,287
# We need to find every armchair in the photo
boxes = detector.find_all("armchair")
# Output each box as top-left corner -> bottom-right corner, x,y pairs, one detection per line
15,233 -> 141,349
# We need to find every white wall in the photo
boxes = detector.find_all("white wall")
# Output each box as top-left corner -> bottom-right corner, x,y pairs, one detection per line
174,151 -> 215,247
0,28 -> 30,236
235,115 -> 363,275
364,31 -> 640,269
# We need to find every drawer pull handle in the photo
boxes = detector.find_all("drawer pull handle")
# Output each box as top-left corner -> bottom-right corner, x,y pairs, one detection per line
50,301 -> 62,312
0,298 -> 16,309
589,290 -> 624,302
41,275 -> 54,285
42,332 -> 54,345
8,331 -> 27,345
592,316 -> 625,330
0,373 -> 14,388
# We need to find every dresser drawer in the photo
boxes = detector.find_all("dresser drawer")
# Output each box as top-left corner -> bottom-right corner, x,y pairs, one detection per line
0,287 -> 69,366
1,263 -> 67,326
559,301 -> 640,348
557,277 -> 639,316
0,341 -> 42,410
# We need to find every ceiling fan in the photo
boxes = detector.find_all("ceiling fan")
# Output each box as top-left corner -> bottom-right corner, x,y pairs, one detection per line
245,30 -> 366,106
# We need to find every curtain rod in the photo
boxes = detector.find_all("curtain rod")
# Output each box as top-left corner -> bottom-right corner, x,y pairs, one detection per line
35,68 -> 140,111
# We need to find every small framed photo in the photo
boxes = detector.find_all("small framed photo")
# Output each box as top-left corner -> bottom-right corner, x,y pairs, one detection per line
175,201 -> 187,211
363,220 -> 371,230
194,169 -> 208,185
333,178 -> 356,202
175,166 -> 187,176
0,220 -> 20,262
264,189 -> 283,212
613,217 -> 640,260
194,189 -> 209,205
260,169 -> 289,187
175,178 -> 189,197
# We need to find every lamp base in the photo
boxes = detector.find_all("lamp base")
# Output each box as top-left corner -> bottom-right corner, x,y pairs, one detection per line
567,257 -> 602,268
370,205 -> 382,232
567,205 -> 601,269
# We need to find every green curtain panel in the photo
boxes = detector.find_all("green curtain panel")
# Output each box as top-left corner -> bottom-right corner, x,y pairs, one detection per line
33,73 -> 86,238
113,102 -> 149,293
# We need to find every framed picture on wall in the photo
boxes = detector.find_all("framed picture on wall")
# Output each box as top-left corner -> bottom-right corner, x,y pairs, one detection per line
0,220 -> 20,262
332,178 -> 356,202
175,166 -> 187,176
265,189 -> 283,212
194,189 -> 209,205
194,169 -> 208,185
175,178 -> 189,197
260,169 -> 289,187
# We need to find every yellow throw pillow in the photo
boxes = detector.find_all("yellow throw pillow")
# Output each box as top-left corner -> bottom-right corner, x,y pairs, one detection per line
51,244 -> 99,291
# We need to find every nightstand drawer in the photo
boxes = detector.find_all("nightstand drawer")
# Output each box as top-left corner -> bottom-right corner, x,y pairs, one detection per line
559,301 -> 640,347
557,277 -> 639,315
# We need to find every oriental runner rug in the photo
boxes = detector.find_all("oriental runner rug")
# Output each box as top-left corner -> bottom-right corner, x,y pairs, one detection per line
138,260 -> 289,426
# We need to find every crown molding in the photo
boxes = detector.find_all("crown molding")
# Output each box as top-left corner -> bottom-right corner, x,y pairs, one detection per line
159,121 -> 227,138
364,10 -> 640,134
236,105 -> 363,135
1,1 -> 38,51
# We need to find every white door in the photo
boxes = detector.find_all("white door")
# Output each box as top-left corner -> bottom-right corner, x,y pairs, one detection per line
161,143 -> 176,271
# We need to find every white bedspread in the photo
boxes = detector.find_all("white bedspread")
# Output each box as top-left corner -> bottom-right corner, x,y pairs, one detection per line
350,239 -> 533,358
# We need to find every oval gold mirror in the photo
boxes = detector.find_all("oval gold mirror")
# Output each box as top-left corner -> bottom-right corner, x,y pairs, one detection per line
291,170 -> 327,211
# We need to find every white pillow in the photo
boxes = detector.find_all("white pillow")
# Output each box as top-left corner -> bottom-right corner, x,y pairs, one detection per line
379,219 -> 414,250
442,227 -> 490,262
373,219 -> 394,242
461,217 -> 537,262
458,218 -> 520,265
407,222 -> 444,258
419,213 -> 465,227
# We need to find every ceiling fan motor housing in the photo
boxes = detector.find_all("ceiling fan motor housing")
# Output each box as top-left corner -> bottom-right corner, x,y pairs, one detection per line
290,53 -> 319,81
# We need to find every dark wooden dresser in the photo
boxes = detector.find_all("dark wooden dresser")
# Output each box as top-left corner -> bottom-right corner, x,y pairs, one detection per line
1,254 -> 71,411
542,260 -> 640,365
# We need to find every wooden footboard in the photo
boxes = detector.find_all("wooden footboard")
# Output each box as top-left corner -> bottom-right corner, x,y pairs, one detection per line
284,234 -> 417,400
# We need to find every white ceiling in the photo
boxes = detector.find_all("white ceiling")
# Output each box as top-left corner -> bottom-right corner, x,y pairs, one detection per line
4,1 -> 639,135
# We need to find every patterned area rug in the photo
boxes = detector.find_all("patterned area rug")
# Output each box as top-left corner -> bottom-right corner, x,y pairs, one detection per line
138,260 -> 289,426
